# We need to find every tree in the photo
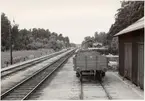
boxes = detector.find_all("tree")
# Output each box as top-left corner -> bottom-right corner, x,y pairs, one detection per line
94,31 -> 107,45
82,36 -> 94,48
19,29 -> 31,49
58,34 -> 64,41
11,24 -> 20,50
1,13 -> 11,51
1,13 -> 71,51
107,1 -> 144,41
64,36 -> 70,47
48,33 -> 57,50
94,31 -> 99,42
106,1 -> 144,54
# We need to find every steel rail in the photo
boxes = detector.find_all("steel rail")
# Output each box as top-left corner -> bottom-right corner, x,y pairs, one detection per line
1,49 -> 75,100
80,80 -> 84,100
79,76 -> 112,100
99,81 -> 112,100
23,51 -> 74,100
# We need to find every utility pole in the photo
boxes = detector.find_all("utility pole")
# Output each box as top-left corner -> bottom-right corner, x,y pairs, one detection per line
9,21 -> 13,65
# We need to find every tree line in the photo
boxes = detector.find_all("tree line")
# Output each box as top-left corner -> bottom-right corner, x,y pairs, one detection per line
107,1 -> 144,53
81,31 -> 107,48
1,13 -> 72,51
82,1 -> 144,54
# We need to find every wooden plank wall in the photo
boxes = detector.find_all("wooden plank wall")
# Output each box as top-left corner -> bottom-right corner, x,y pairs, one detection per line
118,28 -> 144,89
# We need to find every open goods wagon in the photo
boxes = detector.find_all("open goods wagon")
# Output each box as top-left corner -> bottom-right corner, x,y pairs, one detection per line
73,49 -> 107,81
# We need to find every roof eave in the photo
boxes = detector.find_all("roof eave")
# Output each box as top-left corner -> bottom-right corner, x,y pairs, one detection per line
113,17 -> 144,37
114,26 -> 144,37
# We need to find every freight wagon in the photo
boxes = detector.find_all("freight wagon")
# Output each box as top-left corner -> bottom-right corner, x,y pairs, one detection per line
73,49 -> 107,81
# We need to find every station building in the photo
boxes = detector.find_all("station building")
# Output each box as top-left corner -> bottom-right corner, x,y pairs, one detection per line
114,17 -> 144,89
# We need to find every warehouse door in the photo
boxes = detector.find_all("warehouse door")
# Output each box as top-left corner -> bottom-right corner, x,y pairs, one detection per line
138,44 -> 144,89
124,43 -> 132,80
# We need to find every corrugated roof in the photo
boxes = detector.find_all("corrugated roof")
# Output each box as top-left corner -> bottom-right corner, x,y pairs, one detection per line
114,17 -> 144,36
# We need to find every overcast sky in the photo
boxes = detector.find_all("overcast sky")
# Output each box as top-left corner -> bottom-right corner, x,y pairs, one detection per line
0,0 -> 121,44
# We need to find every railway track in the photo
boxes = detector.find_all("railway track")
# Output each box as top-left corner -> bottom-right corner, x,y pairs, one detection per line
1,49 -> 75,100
80,77 -> 112,100
1,49 -> 68,78
99,81 -> 112,100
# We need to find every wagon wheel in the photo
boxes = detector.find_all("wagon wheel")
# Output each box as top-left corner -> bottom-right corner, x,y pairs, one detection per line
80,76 -> 82,82
94,71 -> 97,80
102,72 -> 105,77
98,73 -> 102,82
96,71 -> 102,82
76,72 -> 80,77
79,72 -> 82,82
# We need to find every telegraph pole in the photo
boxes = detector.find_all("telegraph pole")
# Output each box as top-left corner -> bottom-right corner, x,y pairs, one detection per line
9,21 -> 13,65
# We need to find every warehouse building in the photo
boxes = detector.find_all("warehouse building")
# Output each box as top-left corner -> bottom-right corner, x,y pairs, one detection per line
114,17 -> 144,89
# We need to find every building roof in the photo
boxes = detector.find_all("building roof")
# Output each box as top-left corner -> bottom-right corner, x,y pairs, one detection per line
93,42 -> 102,46
114,17 -> 144,36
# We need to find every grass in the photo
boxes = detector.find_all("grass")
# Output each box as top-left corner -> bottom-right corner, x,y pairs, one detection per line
1,49 -> 55,68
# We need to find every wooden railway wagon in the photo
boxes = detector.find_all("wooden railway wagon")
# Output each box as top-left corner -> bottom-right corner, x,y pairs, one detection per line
73,49 -> 107,81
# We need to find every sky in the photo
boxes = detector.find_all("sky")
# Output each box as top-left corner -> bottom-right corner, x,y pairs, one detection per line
0,0 -> 121,44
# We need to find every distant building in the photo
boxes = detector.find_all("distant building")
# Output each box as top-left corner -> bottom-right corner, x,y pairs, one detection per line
114,17 -> 144,89
93,42 -> 102,47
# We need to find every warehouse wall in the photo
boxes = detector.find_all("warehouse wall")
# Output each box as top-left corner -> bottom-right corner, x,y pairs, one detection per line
118,28 -> 144,89
118,32 -> 133,78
